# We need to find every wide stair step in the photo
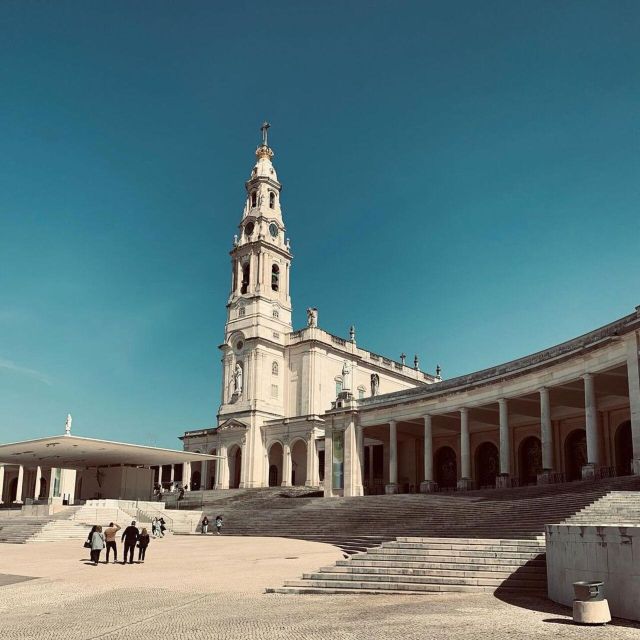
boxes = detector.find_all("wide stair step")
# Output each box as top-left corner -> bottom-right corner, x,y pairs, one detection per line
269,536 -> 548,596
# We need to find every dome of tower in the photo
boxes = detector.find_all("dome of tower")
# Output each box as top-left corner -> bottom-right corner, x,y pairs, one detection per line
251,144 -> 278,181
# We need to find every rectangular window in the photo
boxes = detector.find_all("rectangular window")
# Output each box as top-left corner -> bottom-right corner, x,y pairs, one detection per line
271,384 -> 278,398
335,381 -> 343,397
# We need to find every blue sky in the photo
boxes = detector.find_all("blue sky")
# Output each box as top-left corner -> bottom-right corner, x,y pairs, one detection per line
1,1 -> 639,448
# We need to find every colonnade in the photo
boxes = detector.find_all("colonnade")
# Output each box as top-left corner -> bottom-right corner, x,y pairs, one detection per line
0,464 -> 62,504
265,435 -> 321,488
326,354 -> 640,497
382,373 -> 626,494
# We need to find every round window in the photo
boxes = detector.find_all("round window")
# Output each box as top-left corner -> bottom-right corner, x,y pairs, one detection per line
245,221 -> 254,237
269,223 -> 278,238
236,341 -> 244,351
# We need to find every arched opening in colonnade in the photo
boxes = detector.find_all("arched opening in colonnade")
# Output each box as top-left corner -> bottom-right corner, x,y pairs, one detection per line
268,442 -> 283,487
189,454 -> 202,490
434,446 -> 457,489
518,436 -> 542,486
475,442 -> 499,488
291,439 -> 307,486
615,420 -> 632,476
228,445 -> 242,489
564,429 -> 587,481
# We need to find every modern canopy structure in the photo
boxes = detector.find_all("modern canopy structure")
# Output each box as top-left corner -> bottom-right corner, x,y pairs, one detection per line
0,435 -> 219,505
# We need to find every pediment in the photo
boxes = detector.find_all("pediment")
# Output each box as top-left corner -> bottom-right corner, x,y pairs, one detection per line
216,419 -> 248,432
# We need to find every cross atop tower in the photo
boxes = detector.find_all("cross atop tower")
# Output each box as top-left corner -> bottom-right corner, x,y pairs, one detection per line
261,121 -> 270,146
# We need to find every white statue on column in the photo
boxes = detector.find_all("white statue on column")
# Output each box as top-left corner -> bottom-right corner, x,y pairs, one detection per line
342,361 -> 352,392
64,413 -> 72,436
306,307 -> 318,328
370,373 -> 380,397
233,363 -> 243,395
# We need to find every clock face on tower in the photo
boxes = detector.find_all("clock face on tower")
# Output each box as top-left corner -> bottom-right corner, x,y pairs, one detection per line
269,223 -> 278,238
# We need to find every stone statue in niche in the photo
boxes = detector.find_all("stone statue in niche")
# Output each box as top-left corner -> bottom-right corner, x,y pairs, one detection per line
342,361 -> 352,391
370,373 -> 380,397
233,363 -> 243,395
65,413 -> 72,436
306,307 -> 318,328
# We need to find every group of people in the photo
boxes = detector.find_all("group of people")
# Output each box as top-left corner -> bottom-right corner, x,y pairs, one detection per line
86,521 -> 151,565
200,515 -> 223,535
151,517 -> 167,537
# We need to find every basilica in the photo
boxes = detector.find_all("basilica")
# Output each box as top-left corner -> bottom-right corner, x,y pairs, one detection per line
180,126 -> 640,497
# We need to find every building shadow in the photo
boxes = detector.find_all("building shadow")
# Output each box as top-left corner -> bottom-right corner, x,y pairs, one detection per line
495,577 -> 640,630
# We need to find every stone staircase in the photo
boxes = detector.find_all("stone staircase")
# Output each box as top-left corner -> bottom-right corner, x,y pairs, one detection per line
270,537 -> 547,595
195,476 -> 640,554
0,507 -> 80,544
30,518 -> 91,543
561,491 -> 640,525
259,477 -> 640,595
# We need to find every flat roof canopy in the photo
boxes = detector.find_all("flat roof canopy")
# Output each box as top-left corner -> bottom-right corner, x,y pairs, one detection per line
0,435 -> 219,469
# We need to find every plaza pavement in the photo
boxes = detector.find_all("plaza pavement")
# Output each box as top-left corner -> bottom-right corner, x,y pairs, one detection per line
0,534 -> 637,639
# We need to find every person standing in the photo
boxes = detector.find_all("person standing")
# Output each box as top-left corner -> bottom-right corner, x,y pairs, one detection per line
104,522 -> 121,563
138,528 -> 150,562
201,516 -> 209,534
159,517 -> 166,537
90,525 -> 105,565
86,525 -> 97,559
121,521 -> 139,564
215,515 -> 223,535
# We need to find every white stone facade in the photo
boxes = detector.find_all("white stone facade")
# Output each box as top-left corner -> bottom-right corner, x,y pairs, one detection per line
180,128 -> 435,490
181,128 -> 640,498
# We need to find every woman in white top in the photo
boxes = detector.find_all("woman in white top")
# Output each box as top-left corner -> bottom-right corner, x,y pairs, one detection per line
90,525 -> 106,564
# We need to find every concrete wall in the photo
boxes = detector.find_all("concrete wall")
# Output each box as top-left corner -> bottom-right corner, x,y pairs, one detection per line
546,524 -> 640,621
79,467 -> 154,501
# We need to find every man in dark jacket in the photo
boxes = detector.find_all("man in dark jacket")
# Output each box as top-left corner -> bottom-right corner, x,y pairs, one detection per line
121,521 -> 139,564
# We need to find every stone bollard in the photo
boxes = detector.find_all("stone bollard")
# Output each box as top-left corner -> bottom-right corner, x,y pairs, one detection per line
572,581 -> 611,625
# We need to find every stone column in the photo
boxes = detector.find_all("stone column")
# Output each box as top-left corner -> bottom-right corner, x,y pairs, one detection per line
497,399 -> 511,487
357,425 -> 365,482
0,465 -> 5,504
458,408 -> 472,490
169,464 -> 175,490
583,373 -> 600,477
281,440 -> 292,487
201,460 -> 209,490
420,414 -> 436,492
34,466 -> 42,500
239,438 -> 248,489
539,387 -> 553,482
14,465 -> 24,504
626,331 -> 640,475
183,461 -> 191,490
217,445 -> 228,489
385,420 -> 399,494
323,428 -> 334,497
305,434 -> 316,487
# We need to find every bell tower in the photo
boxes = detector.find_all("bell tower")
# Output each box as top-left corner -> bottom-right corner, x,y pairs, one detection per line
218,123 -> 292,426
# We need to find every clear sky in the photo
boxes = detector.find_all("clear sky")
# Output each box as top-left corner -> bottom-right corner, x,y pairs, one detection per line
1,1 -> 639,448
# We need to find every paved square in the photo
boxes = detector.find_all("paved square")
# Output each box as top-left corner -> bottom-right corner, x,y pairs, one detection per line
0,535 -> 637,639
